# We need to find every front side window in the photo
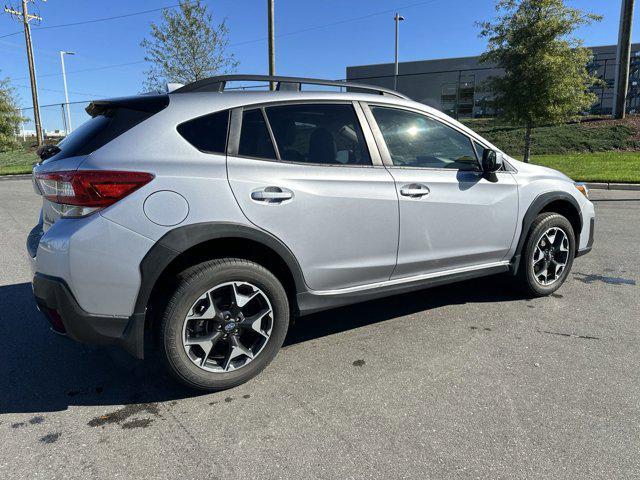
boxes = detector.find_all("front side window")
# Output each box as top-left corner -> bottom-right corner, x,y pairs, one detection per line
370,106 -> 480,170
264,104 -> 371,166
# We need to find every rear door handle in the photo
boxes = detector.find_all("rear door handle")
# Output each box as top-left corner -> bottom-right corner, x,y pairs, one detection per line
400,184 -> 430,198
251,186 -> 294,203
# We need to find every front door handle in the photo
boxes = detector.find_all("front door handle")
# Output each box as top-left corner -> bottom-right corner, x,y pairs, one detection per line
400,184 -> 430,198
251,186 -> 294,203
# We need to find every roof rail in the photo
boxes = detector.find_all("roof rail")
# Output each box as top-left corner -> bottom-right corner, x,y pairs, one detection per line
171,74 -> 410,100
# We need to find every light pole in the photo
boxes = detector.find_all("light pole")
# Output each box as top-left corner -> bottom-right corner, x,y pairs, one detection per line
60,50 -> 75,134
394,13 -> 404,91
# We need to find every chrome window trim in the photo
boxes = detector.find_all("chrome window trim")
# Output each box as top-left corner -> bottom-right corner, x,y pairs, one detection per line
361,102 -> 495,172
228,100 -> 381,168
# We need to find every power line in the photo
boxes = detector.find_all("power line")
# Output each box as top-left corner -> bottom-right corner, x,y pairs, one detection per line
31,3 -> 183,31
14,82 -> 106,98
11,60 -> 146,81
231,0 -> 442,48
8,0 -> 446,83
9,0 -> 450,115
0,29 -> 22,39
2,0 -> 439,42
18,99 -> 90,110
0,2 -> 182,39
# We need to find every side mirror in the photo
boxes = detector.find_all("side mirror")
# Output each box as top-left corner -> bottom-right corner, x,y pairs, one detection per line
482,149 -> 503,173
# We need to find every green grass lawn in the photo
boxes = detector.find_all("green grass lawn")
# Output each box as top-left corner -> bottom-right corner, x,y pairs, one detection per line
0,149 -> 38,175
462,117 -> 639,156
462,117 -> 640,183
1,139 -> 639,183
531,151 -> 640,183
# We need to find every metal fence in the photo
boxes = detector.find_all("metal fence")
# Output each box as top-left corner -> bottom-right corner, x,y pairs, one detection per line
348,66 -> 640,120
346,51 -> 640,120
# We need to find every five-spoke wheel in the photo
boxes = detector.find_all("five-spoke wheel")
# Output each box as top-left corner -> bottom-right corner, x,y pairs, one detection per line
182,282 -> 273,373
532,227 -> 569,286
518,212 -> 575,296
159,258 -> 289,391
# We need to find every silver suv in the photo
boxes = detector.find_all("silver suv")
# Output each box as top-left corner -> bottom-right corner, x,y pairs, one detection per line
28,75 -> 595,390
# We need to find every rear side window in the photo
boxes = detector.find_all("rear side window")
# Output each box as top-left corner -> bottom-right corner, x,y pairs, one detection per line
265,104 -> 371,166
238,109 -> 277,160
177,110 -> 229,154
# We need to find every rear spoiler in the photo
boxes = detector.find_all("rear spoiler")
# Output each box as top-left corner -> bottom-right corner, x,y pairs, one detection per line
86,94 -> 169,117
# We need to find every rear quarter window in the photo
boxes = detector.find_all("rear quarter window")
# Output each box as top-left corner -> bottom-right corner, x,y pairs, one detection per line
177,110 -> 230,154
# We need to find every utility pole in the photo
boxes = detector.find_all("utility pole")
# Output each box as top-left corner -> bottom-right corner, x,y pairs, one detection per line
393,13 -> 404,91
4,0 -> 46,146
267,0 -> 275,91
613,0 -> 635,119
60,50 -> 74,134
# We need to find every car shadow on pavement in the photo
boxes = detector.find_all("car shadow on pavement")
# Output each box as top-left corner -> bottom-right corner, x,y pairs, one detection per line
286,274 -> 526,346
0,276 -> 525,414
0,282 -> 196,414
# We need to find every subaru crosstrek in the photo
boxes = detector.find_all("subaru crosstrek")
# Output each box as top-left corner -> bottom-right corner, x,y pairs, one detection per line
28,75 -> 595,391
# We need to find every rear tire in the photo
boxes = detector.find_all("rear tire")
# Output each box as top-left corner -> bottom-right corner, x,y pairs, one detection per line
517,212 -> 576,296
158,258 -> 289,391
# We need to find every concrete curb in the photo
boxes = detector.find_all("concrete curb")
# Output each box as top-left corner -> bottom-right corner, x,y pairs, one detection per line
585,182 -> 640,191
0,174 -> 31,181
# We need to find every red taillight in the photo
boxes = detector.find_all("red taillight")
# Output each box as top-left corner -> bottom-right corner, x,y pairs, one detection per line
35,170 -> 154,208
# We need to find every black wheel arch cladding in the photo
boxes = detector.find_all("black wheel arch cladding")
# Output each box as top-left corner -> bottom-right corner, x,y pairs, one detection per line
133,222 -> 307,318
510,191 -> 582,274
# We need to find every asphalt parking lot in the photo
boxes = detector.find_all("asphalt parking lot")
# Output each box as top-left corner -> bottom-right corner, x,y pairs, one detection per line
0,178 -> 638,479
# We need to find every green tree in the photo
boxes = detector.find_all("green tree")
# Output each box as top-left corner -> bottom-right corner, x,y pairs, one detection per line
0,76 -> 25,152
141,0 -> 238,92
478,0 -> 602,162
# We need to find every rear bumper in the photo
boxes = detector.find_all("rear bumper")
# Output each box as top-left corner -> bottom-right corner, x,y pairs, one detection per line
32,273 -> 145,358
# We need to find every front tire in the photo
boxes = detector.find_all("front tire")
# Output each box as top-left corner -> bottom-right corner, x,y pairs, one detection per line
158,258 -> 289,391
517,212 -> 576,296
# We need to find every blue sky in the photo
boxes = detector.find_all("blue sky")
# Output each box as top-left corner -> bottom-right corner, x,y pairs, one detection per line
2,0 -> 638,130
